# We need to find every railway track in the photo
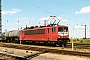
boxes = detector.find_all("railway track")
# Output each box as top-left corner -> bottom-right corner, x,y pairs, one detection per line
0,44 -> 48,60
66,43 -> 90,49
2,40 -> 90,49
0,42 -> 90,58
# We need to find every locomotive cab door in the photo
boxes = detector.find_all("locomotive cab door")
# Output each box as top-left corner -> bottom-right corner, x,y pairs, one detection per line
52,27 -> 57,41
48,28 -> 52,41
47,27 -> 57,41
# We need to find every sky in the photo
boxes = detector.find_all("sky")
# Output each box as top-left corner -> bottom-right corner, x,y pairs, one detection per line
2,0 -> 90,38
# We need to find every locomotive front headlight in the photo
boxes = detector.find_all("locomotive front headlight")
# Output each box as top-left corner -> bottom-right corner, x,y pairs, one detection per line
58,36 -> 60,38
67,36 -> 69,38
58,35 -> 61,38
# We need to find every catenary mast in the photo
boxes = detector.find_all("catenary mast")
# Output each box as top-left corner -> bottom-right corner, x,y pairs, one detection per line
0,0 -> 2,37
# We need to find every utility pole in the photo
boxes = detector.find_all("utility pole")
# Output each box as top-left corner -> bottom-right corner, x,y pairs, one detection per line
82,24 -> 87,39
85,25 -> 87,39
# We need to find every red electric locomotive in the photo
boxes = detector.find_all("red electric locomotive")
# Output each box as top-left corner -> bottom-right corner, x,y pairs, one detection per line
3,16 -> 70,46
20,25 -> 70,46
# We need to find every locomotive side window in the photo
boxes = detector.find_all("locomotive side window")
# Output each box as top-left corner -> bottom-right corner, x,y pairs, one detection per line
52,27 -> 56,32
36,29 -> 45,34
58,28 -> 68,32
25,29 -> 45,35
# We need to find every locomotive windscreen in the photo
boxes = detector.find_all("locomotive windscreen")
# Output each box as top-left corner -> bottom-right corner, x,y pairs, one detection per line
58,28 -> 68,32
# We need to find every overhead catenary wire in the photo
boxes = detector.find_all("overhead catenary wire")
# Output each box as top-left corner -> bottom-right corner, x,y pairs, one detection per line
27,2 -> 56,16
25,0 -> 76,24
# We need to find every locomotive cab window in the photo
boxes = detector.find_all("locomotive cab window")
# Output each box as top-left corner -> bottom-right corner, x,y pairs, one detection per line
58,28 -> 68,32
52,27 -> 56,32
58,28 -> 63,32
63,28 -> 68,32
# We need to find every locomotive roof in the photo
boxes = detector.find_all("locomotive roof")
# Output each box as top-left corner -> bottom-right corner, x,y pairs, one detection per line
22,25 -> 68,31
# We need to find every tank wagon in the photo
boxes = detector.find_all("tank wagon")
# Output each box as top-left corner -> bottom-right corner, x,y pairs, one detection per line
3,25 -> 70,46
4,30 -> 20,42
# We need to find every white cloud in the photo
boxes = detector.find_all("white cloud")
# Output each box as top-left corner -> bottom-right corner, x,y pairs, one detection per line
40,17 -> 46,20
40,16 -> 70,22
9,28 -> 18,31
2,23 -> 4,26
32,17 -> 35,20
61,19 -> 70,22
39,16 -> 70,26
16,18 -> 32,26
74,25 -> 84,29
40,16 -> 62,20
17,18 -> 28,20
2,8 -> 21,15
81,23 -> 90,26
61,18 -> 70,22
75,6 -> 90,14
25,21 -> 32,24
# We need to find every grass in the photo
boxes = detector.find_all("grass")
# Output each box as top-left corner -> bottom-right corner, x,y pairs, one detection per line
69,38 -> 90,52
70,38 -> 90,44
